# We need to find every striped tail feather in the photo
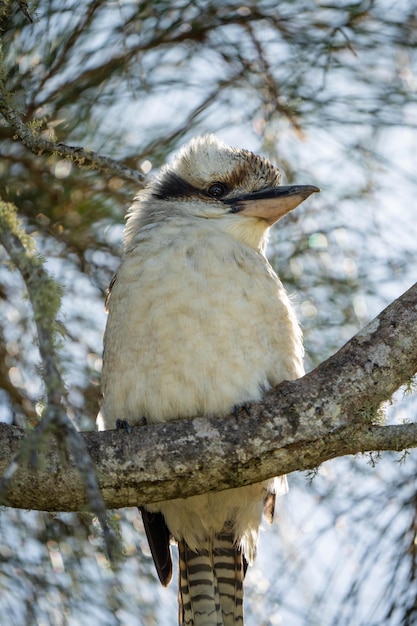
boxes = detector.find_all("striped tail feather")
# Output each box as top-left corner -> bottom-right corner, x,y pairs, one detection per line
178,530 -> 245,626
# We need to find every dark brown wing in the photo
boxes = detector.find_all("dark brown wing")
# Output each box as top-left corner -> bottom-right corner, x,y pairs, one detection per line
139,507 -> 173,586
104,274 -> 117,312
243,553 -> 249,578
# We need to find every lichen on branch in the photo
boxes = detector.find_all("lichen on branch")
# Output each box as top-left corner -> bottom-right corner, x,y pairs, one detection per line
0,201 -> 118,557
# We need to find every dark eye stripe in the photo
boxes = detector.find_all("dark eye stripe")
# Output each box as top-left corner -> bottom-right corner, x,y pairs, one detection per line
152,172 -> 200,200
153,172 -> 230,202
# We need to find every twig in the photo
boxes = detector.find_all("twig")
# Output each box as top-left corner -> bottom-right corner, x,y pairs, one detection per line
0,94 -> 145,185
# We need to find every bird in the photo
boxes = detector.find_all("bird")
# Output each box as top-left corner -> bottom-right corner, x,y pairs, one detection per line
97,134 -> 318,625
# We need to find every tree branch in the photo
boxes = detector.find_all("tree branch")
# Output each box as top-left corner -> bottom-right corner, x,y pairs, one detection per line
0,94 -> 145,185
0,282 -> 416,513
0,201 -> 117,555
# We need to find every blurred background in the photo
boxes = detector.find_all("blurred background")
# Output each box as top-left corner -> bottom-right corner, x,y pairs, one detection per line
0,1 -> 417,624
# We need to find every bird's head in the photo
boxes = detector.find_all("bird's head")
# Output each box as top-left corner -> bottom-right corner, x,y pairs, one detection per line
125,135 -> 319,251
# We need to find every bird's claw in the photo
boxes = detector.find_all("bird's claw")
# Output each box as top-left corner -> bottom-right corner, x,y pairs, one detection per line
116,418 -> 132,433
233,403 -> 251,418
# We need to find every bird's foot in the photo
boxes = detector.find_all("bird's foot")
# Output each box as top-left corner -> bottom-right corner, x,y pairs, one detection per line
233,402 -> 251,418
115,418 -> 132,433
115,417 -> 148,431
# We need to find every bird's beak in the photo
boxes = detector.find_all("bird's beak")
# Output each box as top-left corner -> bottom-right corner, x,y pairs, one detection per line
225,185 -> 320,225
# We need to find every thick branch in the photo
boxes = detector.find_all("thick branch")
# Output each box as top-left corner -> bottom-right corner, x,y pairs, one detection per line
1,282 -> 416,512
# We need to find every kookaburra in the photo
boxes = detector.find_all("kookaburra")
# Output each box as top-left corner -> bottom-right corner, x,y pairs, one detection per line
98,135 -> 318,625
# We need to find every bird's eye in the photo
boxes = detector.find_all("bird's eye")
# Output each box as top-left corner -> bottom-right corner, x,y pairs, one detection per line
207,182 -> 227,198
